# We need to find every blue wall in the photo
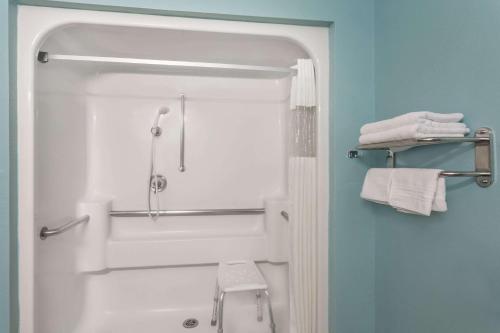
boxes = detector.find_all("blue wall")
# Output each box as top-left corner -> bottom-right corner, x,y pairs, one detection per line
2,1 -> 377,332
375,1 -> 500,332
0,1 -> 10,332
0,1 -> 16,333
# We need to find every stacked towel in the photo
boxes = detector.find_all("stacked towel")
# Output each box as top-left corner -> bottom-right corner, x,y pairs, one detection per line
359,111 -> 469,144
361,168 -> 447,216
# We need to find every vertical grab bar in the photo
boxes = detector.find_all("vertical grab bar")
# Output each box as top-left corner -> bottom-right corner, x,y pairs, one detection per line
179,94 -> 186,172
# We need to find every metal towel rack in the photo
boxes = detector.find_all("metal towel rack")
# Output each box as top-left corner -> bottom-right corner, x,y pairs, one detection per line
348,127 -> 494,187
40,215 -> 90,240
109,208 -> 265,218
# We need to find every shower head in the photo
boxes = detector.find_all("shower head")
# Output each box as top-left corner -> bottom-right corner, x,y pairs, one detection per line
151,107 -> 169,136
158,107 -> 170,115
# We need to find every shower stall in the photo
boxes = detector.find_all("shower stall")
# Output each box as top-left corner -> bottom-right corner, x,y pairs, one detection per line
17,6 -> 329,333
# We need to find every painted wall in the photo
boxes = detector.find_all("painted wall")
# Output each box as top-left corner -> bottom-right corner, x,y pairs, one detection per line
3,0 -> 376,333
0,1 -> 11,332
375,1 -> 500,332
1,1 -> 16,333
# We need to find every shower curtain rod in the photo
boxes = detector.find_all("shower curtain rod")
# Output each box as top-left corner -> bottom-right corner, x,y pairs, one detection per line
109,208 -> 265,218
37,52 -> 297,75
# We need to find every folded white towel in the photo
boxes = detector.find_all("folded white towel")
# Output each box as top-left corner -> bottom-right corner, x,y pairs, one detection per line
358,123 -> 470,144
361,119 -> 466,135
360,111 -> 464,134
361,168 -> 447,215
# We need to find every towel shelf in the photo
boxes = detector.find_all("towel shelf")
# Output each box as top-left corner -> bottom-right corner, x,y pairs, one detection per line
355,136 -> 489,150
348,127 -> 494,187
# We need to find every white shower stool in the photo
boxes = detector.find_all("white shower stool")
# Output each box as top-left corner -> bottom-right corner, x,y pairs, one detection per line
211,260 -> 276,333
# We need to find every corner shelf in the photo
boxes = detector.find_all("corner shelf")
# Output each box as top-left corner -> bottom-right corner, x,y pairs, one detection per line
348,127 -> 494,187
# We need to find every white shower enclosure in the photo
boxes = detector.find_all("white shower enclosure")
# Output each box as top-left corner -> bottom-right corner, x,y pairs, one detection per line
17,6 -> 329,333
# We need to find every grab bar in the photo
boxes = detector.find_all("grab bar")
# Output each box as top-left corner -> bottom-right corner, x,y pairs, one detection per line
40,215 -> 90,240
179,94 -> 186,172
110,208 -> 264,218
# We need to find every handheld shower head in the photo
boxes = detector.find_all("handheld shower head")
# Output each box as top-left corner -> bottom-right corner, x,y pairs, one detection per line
151,107 -> 170,136
158,107 -> 170,115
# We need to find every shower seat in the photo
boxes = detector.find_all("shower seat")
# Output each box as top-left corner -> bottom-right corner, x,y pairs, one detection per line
211,260 -> 276,333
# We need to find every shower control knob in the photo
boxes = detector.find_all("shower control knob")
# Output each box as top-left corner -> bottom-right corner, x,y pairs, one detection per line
150,174 -> 167,193
151,126 -> 162,136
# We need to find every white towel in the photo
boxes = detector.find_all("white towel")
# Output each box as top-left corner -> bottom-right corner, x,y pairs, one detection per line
361,119 -> 466,135
389,168 -> 445,216
361,168 -> 447,215
359,123 -> 470,144
396,177 -> 447,214
360,111 -> 464,134
360,168 -> 393,205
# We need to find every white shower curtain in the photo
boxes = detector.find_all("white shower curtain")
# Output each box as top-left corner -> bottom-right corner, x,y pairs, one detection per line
288,59 -> 318,333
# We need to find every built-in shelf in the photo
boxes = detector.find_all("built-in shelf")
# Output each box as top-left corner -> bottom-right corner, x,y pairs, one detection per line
37,51 -> 297,78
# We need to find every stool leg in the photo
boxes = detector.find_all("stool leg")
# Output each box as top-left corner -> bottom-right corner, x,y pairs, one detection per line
211,281 -> 220,326
217,291 -> 225,333
264,290 -> 276,333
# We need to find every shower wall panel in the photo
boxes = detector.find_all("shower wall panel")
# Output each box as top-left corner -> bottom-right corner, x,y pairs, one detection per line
19,7 -> 329,333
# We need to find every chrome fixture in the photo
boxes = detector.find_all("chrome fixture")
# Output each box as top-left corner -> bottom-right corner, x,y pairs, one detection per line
151,126 -> 162,136
148,107 -> 170,220
179,94 -> 186,172
182,318 -> 199,329
151,106 -> 169,136
40,215 -> 90,240
280,210 -> 289,221
349,127 -> 494,187
37,52 -> 296,77
347,150 -> 358,159
37,51 -> 49,63
110,208 -> 265,218
150,174 -> 167,193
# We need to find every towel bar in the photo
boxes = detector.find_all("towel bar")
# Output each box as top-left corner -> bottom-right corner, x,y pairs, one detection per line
348,127 -> 494,187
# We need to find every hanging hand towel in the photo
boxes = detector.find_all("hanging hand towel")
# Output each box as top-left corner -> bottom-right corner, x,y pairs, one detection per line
360,168 -> 447,215
388,168 -> 444,216
358,123 -> 470,144
360,111 -> 464,134
360,168 -> 393,205
395,177 -> 447,214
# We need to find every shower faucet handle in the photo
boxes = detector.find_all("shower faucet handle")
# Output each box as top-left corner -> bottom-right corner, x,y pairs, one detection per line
151,127 -> 162,136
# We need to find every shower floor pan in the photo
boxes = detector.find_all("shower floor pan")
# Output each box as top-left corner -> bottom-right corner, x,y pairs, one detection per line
84,306 -> 282,333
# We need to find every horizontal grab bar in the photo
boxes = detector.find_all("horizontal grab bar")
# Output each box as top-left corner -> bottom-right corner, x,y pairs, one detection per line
40,215 -> 90,240
110,208 -> 265,218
